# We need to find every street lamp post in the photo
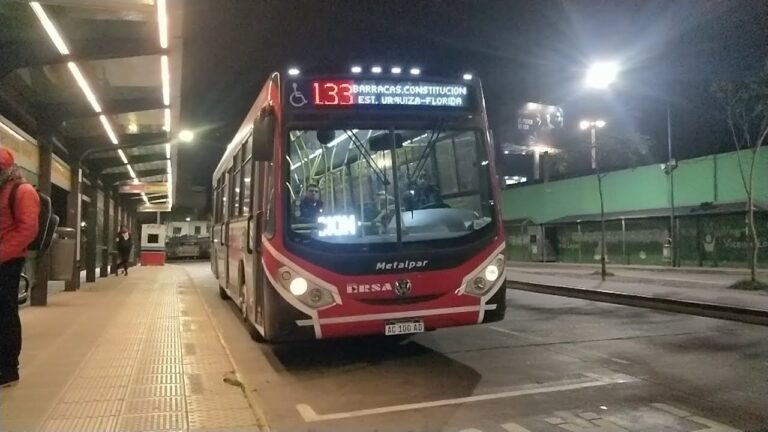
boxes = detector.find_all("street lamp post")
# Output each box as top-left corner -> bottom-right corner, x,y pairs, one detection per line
666,104 -> 677,267
580,119 -> 608,281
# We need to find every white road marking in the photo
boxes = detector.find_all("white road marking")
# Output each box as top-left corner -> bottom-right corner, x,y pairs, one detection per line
295,373 -> 638,422
501,423 -> 532,432
487,326 -> 632,365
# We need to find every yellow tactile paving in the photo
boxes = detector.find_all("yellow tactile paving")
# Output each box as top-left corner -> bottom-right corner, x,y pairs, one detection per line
0,265 -> 262,432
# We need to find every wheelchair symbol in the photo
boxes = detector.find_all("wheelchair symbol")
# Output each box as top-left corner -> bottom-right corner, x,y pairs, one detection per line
289,83 -> 308,107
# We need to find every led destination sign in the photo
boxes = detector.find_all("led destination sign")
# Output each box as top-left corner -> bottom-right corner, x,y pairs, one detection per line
286,79 -> 472,109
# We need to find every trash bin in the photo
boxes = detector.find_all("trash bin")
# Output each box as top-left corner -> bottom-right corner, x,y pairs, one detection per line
50,227 -> 77,281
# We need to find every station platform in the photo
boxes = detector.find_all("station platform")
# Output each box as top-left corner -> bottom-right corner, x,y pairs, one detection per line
506,263 -> 768,325
0,266 -> 264,432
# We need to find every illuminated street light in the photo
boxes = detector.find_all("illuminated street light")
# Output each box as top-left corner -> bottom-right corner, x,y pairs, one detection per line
391,66 -> 402,74
371,66 -> 382,74
585,61 -> 619,89
178,130 -> 194,143
288,67 -> 300,76
351,65 -> 362,73
579,120 -> 591,130
595,120 -> 607,128
463,73 -> 473,80
409,67 -> 421,76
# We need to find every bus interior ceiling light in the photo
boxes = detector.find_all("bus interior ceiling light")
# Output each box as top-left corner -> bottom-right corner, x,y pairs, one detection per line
161,55 -> 171,106
157,0 -> 168,49
410,67 -> 421,75
99,115 -> 119,144
67,63 -> 102,113
288,67 -> 300,76
371,66 -> 382,74
391,66 -> 402,74
351,65 -> 362,73
30,2 -> 70,55
585,61 -> 619,89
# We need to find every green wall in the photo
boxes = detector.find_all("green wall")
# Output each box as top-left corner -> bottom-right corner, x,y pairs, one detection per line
502,150 -> 768,224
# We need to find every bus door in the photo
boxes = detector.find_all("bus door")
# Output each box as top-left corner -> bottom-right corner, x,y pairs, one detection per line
216,172 -> 229,291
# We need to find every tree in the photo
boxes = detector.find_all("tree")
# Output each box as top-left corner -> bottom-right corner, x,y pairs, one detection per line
713,62 -> 768,283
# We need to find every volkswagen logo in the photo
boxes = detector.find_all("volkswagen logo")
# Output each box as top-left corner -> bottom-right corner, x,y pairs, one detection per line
394,279 -> 412,297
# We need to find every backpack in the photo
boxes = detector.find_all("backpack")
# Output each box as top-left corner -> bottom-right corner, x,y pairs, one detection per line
9,182 -> 59,254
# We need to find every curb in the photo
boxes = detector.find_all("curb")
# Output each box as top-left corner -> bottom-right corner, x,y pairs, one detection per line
506,261 -> 768,276
506,280 -> 768,327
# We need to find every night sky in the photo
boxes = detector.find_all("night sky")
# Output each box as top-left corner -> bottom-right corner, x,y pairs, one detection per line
180,0 -> 768,189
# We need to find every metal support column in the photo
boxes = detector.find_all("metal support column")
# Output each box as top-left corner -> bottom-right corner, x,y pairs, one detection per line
31,127 -> 53,306
111,188 -> 120,275
100,188 -> 111,278
65,157 -> 81,291
85,172 -> 98,283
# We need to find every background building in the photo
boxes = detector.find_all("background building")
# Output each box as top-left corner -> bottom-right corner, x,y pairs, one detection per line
502,150 -> 768,268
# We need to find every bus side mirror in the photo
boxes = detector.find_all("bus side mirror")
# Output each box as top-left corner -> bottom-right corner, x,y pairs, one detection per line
253,105 -> 275,161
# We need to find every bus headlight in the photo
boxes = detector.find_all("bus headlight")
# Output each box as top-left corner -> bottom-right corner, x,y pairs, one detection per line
462,254 -> 505,297
278,267 -> 336,309
484,264 -> 499,282
289,277 -> 308,296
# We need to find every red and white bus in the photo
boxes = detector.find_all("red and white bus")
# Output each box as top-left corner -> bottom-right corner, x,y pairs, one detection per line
211,69 -> 506,342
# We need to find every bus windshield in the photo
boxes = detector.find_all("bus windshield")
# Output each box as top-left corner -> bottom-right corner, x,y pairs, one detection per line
286,128 -> 495,249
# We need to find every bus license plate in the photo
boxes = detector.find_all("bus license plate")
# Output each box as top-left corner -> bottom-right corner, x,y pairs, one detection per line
385,320 -> 424,336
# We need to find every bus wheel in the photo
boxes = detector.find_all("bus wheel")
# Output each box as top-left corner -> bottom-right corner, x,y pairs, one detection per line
218,285 -> 228,300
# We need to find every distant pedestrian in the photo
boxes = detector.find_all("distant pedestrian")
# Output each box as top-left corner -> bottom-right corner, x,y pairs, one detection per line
115,226 -> 133,276
0,147 -> 40,388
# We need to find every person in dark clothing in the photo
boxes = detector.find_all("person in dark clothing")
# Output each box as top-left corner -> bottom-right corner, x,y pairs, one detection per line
0,147 -> 40,388
403,172 -> 443,211
299,183 -> 324,221
115,225 -> 133,276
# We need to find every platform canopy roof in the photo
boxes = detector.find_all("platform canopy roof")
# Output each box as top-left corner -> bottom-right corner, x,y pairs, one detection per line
0,0 -> 184,209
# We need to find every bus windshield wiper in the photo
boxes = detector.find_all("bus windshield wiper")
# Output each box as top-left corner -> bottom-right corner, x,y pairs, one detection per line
410,119 -> 446,183
344,129 -> 390,186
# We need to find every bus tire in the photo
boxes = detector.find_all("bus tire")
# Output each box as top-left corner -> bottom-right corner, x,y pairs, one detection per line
218,285 -> 228,300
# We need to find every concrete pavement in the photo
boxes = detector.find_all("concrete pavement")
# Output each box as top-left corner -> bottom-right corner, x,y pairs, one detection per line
1,265 -> 264,432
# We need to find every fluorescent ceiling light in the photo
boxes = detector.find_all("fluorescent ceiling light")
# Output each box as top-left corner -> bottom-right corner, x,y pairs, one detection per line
68,62 -> 102,113
117,149 -> 128,164
165,143 -> 171,159
164,108 -> 171,132
157,0 -> 168,49
30,2 -> 70,55
167,159 -> 172,174
161,55 -> 170,106
0,122 -> 24,141
98,115 -> 119,144
127,165 -> 138,180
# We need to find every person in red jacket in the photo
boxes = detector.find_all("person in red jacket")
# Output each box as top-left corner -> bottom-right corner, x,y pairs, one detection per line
0,147 -> 40,388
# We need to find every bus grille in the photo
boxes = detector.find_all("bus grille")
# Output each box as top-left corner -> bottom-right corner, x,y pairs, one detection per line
357,294 -> 440,306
